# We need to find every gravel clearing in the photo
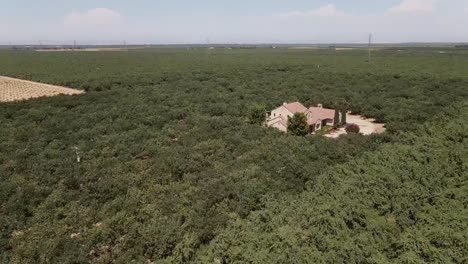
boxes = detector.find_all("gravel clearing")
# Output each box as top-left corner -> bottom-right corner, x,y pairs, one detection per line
325,114 -> 386,138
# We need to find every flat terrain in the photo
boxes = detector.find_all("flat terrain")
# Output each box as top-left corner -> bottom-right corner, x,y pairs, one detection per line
325,114 -> 386,138
0,76 -> 83,102
36,48 -> 130,52
0,48 -> 466,263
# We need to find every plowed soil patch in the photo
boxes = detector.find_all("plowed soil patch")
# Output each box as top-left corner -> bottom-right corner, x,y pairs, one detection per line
0,76 -> 84,102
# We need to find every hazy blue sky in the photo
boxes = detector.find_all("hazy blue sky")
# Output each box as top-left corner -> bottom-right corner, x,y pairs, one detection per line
1,0 -> 468,44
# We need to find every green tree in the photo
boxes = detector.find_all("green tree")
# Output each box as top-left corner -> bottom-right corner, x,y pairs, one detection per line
334,109 -> 341,126
334,109 -> 347,126
341,109 -> 347,124
288,113 -> 309,136
247,104 -> 267,125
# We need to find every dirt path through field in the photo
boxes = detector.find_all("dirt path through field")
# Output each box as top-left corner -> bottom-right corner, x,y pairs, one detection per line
0,76 -> 84,102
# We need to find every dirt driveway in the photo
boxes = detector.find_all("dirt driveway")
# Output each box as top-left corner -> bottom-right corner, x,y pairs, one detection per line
325,114 -> 386,138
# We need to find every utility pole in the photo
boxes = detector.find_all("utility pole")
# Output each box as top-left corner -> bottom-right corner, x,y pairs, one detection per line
206,37 -> 212,55
73,40 -> 76,50
368,33 -> 372,63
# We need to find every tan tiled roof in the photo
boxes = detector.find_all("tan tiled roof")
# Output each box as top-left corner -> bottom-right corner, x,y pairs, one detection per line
308,107 -> 336,125
269,103 -> 337,128
307,118 -> 323,125
283,102 -> 308,114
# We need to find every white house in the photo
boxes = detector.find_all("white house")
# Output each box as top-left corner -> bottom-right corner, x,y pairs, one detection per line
267,102 -> 341,133
267,102 -> 308,132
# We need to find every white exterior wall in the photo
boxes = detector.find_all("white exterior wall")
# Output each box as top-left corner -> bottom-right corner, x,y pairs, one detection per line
267,106 -> 293,133
271,122 -> 287,132
270,106 -> 294,120
324,119 -> 334,126
267,116 -> 283,127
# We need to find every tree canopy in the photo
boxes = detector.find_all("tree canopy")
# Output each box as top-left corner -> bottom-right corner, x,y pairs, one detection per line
0,48 -> 467,263
247,104 -> 267,125
288,113 -> 309,136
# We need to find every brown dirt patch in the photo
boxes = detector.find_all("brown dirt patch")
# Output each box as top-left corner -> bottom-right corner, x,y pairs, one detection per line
0,76 -> 84,102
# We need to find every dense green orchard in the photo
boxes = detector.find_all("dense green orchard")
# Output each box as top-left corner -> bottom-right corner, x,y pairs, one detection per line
0,48 -> 467,263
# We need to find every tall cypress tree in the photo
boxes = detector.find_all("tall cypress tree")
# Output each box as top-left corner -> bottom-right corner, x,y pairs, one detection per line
341,109 -> 347,124
334,109 -> 341,126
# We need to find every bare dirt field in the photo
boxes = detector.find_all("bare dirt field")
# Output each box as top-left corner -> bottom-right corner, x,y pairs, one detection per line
0,76 -> 84,102
325,114 -> 386,139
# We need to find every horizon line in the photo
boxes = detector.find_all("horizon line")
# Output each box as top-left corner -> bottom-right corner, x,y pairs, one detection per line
2,41 -> 468,46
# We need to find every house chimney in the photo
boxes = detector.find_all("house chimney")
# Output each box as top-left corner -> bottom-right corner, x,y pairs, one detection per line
317,104 -> 323,108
